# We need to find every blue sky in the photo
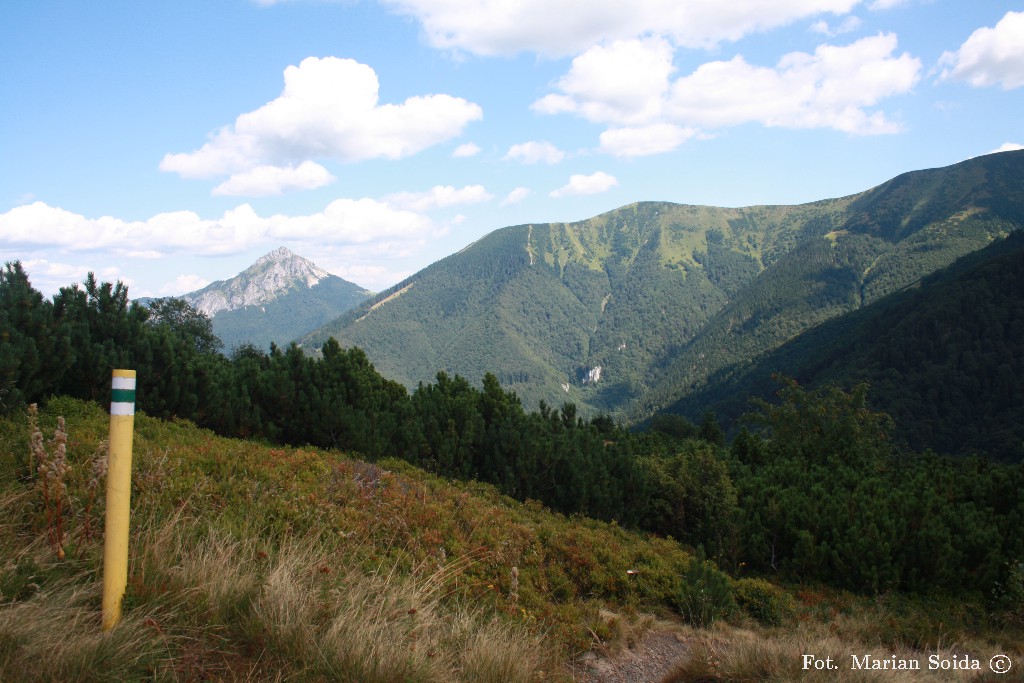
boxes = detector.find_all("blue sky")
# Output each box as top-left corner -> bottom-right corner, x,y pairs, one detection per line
2,0 -> 1022,298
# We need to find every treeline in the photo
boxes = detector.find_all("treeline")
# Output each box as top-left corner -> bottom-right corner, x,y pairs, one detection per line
3,262 -> 1022,595
0,262 -> 650,526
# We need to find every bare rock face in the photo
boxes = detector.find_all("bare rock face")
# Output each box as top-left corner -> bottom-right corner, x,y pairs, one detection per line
185,247 -> 331,317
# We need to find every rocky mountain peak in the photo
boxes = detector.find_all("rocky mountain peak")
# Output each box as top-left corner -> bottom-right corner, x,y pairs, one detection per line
185,247 -> 334,317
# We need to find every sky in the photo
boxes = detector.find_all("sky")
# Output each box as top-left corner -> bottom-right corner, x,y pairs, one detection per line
1,1 -> 1022,298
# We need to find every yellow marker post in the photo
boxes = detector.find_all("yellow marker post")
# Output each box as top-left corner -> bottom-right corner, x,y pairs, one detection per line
103,369 -> 136,631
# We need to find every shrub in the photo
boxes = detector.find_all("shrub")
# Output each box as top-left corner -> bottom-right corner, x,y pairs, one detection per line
677,555 -> 735,628
733,577 -> 795,627
995,560 -> 1024,622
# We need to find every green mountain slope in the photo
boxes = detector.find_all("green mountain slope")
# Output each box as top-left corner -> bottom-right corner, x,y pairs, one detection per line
305,151 -> 1024,417
661,230 -> 1024,462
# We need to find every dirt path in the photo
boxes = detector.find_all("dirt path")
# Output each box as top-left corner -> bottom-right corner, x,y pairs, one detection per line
571,629 -> 692,683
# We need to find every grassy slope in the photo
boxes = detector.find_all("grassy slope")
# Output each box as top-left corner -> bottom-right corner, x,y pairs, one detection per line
0,397 -> 692,681
2,399 -> 1021,681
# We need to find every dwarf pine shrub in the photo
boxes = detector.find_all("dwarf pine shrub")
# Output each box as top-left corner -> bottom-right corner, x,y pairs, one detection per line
677,554 -> 735,628
733,577 -> 796,626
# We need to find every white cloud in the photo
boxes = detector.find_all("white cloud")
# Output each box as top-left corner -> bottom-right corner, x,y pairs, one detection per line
270,199 -> 432,244
869,0 -> 910,9
20,259 -> 135,297
327,262 -> 409,292
533,38 -> 675,125
550,171 -> 618,197
939,11 -> 1024,90
988,142 -> 1024,154
384,184 -> 493,211
161,56 -> 482,183
452,142 -> 481,157
667,33 -> 920,134
159,274 -> 211,296
0,199 -> 433,256
380,0 -> 862,56
500,187 -> 532,206
536,33 -> 919,146
211,161 -> 336,196
600,124 -> 699,157
810,15 -> 862,36
20,259 -> 91,291
503,141 -> 566,164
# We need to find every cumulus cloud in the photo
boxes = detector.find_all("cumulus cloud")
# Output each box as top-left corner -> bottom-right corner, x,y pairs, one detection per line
380,0 -> 862,56
503,141 -> 566,164
550,171 -> 618,197
159,274 -> 211,296
212,161 -> 335,196
533,38 -> 676,125
668,34 -> 920,134
452,142 -> 482,157
161,56 -> 482,190
939,11 -> 1024,90
500,187 -> 532,205
600,124 -> 699,157
384,184 -> 493,212
538,33 -> 919,143
0,200 -> 432,256
810,15 -> 862,36
20,259 -> 135,297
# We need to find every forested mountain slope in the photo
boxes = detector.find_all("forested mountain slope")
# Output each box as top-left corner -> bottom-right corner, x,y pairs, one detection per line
305,151 -> 1024,417
661,230 -> 1024,462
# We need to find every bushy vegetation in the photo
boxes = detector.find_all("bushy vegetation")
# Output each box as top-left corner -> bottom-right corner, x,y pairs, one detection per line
0,397 -> 701,679
3,262 -> 1023,601
732,577 -> 796,627
729,377 -> 1024,594
675,554 -> 735,628
4,241 -> 1024,680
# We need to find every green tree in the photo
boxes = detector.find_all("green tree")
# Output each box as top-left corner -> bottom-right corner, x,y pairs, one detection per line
146,297 -> 222,354
0,262 -> 71,411
641,439 -> 737,558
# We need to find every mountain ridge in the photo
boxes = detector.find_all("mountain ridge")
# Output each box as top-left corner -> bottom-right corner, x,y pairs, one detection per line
304,151 -> 1024,418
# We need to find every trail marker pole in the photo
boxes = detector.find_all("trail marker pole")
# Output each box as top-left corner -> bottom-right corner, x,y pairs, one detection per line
103,369 -> 136,631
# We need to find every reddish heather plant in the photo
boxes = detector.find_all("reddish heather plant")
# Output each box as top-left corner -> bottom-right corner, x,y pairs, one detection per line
28,404 -> 70,559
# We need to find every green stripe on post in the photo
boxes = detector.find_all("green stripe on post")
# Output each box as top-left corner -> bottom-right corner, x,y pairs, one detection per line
111,389 -> 136,404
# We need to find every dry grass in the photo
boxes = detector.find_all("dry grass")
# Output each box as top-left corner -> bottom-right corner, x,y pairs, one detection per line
0,489 -> 558,682
0,527 -> 173,682
664,618 -> 1016,683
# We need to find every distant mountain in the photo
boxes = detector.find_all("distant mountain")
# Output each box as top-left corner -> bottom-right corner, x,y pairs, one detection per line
181,247 -> 373,351
303,151 -> 1024,418
661,230 -> 1024,462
